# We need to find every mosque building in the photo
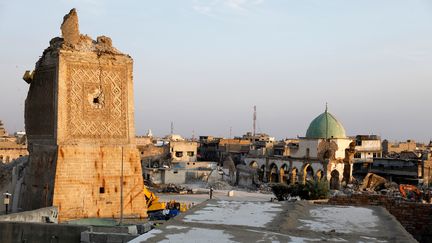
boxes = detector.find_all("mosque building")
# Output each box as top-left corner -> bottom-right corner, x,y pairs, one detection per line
244,107 -> 355,189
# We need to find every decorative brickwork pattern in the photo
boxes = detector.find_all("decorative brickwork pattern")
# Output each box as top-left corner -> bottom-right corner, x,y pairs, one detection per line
66,63 -> 127,139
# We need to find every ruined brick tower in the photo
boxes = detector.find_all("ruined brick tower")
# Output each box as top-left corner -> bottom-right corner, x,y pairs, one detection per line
20,9 -> 147,221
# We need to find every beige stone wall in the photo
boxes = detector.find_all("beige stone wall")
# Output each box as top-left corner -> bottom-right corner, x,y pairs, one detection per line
53,145 -> 146,221
424,160 -> 432,185
292,139 -> 319,158
384,140 -> 418,154
170,141 -> 197,162
57,51 -> 135,145
138,144 -> 167,160
136,136 -> 153,146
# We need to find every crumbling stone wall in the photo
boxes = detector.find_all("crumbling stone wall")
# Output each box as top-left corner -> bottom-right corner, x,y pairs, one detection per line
20,9 -> 147,221
236,164 -> 258,188
327,194 -> 432,243
138,144 -> 168,167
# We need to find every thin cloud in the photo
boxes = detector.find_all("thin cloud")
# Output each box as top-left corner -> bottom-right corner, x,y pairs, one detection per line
192,0 -> 264,16
192,5 -> 214,16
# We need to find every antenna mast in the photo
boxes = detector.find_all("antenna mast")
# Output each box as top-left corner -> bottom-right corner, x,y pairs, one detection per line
325,103 -> 328,139
170,121 -> 174,135
253,105 -> 257,136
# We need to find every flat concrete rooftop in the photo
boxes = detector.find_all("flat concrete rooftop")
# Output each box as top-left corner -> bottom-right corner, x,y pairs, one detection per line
130,199 -> 416,243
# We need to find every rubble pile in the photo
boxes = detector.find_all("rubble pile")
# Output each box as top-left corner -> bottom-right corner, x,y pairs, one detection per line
360,173 -> 387,191
327,173 -> 432,203
207,180 -> 233,190
258,184 -> 273,194
159,184 -> 191,194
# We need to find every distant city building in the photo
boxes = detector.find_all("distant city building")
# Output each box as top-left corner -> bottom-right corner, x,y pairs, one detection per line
354,135 -> 382,162
0,121 -> 28,163
169,139 -> 198,163
0,120 -> 7,137
352,135 -> 382,179
197,136 -> 222,162
138,134 -> 198,166
198,133 -> 277,164
382,139 -> 427,157
140,134 -> 216,184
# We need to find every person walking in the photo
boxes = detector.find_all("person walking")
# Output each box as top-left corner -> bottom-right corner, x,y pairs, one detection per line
3,191 -> 11,214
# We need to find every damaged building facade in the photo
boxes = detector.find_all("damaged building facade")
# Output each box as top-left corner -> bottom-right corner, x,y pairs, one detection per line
361,151 -> 432,185
17,9 -> 147,221
140,134 -> 219,184
198,136 -> 252,164
198,133 -> 275,164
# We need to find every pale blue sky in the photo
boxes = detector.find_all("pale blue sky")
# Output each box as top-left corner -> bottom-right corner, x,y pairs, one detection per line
0,0 -> 431,142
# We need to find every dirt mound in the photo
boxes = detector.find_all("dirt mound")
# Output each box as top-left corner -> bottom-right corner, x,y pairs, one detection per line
208,180 -> 232,190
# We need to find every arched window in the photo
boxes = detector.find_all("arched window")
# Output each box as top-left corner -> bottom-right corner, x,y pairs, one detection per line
280,164 -> 288,183
290,168 -> 298,184
303,164 -> 314,183
330,170 -> 340,190
268,163 -> 278,183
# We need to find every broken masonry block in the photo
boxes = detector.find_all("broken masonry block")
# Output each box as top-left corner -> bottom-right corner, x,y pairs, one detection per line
61,8 -> 80,46
22,70 -> 34,84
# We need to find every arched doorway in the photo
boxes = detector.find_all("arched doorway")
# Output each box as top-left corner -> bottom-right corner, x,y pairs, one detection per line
290,168 -> 298,184
316,170 -> 323,181
303,164 -> 314,183
249,161 -> 258,169
330,170 -> 340,190
279,164 -> 288,183
269,163 -> 278,183
258,165 -> 266,182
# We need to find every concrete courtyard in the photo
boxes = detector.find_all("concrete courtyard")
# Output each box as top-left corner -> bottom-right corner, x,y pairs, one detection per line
130,198 -> 416,242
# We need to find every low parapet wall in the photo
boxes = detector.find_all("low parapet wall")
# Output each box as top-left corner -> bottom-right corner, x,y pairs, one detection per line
0,207 -> 58,223
0,221 -> 90,243
326,194 -> 432,243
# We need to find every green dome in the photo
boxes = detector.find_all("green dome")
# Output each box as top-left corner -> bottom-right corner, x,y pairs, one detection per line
305,110 -> 346,139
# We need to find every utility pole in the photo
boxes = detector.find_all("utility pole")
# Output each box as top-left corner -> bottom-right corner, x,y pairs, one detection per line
253,105 -> 257,136
170,121 -> 174,135
229,126 -> 232,138
119,147 -> 124,225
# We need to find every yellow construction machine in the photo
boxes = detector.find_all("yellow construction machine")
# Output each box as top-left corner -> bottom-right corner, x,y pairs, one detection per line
143,186 -> 190,220
143,186 -> 167,212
